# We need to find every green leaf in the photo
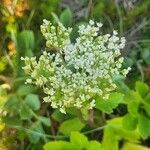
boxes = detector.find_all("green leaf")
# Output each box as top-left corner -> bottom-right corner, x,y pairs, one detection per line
70,132 -> 89,149
125,90 -> 143,103
25,94 -> 40,110
125,90 -> 141,117
59,118 -> 85,136
127,100 -> 139,117
122,113 -> 138,130
17,30 -> 35,55
38,116 -> 51,127
28,122 -> 44,144
96,92 -> 124,113
144,93 -> 150,104
102,126 -> 118,150
43,141 -> 75,150
135,81 -> 149,98
108,117 -> 140,141
60,7 -> 72,27
52,109 -> 71,123
16,85 -> 35,96
122,142 -> 150,150
2,116 -> 22,127
4,95 -> 21,112
138,114 -> 150,139
142,49 -> 150,64
20,104 -> 33,120
16,30 -> 35,76
88,141 -> 101,150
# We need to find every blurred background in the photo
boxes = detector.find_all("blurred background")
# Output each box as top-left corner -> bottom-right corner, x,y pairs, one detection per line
0,0 -> 149,149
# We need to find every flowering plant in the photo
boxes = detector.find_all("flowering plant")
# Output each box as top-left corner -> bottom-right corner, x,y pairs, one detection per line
21,19 -> 131,114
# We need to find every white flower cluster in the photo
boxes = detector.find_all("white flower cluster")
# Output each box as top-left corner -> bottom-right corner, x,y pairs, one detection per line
41,19 -> 72,49
22,20 -> 131,114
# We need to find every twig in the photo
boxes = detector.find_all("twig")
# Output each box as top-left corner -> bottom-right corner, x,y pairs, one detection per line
115,0 -> 123,35
86,0 -> 93,19
103,13 -> 114,32
87,109 -> 95,127
8,124 -> 108,139
77,109 -> 87,124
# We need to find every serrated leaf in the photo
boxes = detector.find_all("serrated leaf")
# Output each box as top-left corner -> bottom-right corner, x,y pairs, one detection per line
70,132 -> 89,149
135,81 -> 149,98
43,141 -> 75,150
25,94 -> 40,110
88,141 -> 101,150
38,116 -> 51,127
96,92 -> 124,113
138,114 -> 150,139
59,118 -> 85,136
60,7 -> 72,27
122,113 -> 138,130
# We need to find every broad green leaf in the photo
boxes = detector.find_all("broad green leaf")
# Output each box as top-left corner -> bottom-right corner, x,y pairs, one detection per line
43,141 -> 75,150
127,100 -> 139,117
122,113 -> 138,130
124,90 -> 142,103
28,122 -> 44,144
59,118 -> 85,136
102,126 -> 118,150
60,7 -> 72,27
70,132 -> 89,149
25,94 -> 40,110
38,116 -> 51,127
96,92 -> 124,113
135,82 -> 149,98
138,114 -> 150,139
88,141 -> 101,150
125,90 -> 141,117
20,104 -> 33,120
122,142 -> 150,150
108,117 -> 140,141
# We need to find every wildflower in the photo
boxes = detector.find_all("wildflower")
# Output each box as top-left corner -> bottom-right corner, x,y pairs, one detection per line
22,20 -> 130,113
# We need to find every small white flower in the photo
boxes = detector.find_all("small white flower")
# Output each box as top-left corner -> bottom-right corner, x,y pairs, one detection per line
26,78 -> 32,84
89,20 -> 95,25
22,20 -> 130,114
